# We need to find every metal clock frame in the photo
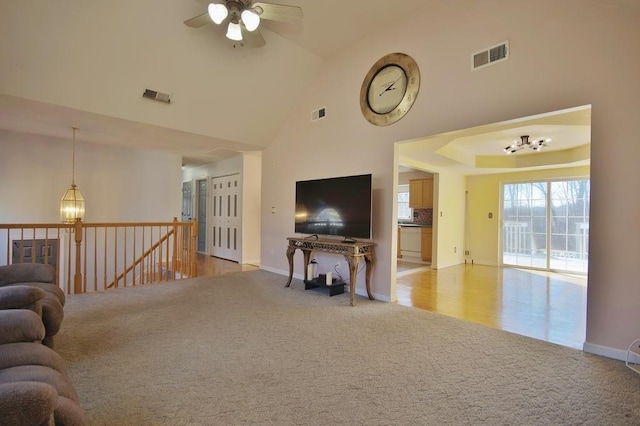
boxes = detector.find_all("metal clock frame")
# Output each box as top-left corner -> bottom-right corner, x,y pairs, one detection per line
360,52 -> 421,126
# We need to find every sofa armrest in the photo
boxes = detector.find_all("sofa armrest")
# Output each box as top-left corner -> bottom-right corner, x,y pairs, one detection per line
0,309 -> 45,345
0,381 -> 57,426
0,264 -> 56,287
0,285 -> 46,313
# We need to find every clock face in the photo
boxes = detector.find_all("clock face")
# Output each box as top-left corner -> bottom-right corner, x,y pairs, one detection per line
367,65 -> 408,114
360,53 -> 420,126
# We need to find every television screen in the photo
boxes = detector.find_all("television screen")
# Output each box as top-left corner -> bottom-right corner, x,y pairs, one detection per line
295,174 -> 372,240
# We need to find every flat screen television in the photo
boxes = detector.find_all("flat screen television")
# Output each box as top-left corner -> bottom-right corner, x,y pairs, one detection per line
295,174 -> 372,240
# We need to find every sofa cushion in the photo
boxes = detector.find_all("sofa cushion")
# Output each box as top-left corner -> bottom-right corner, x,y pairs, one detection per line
2,283 -> 65,348
0,285 -> 46,313
0,263 -> 56,287
0,365 -> 79,403
4,282 -> 66,307
0,309 -> 45,345
39,296 -> 64,336
0,342 -> 68,375
0,381 -> 57,426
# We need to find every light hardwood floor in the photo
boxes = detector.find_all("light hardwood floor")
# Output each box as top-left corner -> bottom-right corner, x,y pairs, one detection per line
197,254 -> 587,350
196,253 -> 259,277
397,263 -> 587,349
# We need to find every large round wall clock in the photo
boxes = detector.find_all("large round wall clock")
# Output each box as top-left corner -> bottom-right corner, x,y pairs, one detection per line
360,52 -> 420,126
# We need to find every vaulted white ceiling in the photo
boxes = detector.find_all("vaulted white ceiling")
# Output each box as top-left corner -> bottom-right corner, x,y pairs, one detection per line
0,0 -> 633,169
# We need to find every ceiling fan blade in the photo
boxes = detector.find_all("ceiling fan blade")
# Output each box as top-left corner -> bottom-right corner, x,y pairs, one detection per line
184,12 -> 212,28
242,26 -> 266,48
253,2 -> 303,23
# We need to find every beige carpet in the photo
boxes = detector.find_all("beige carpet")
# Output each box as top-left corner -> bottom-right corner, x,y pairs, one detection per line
56,270 -> 640,425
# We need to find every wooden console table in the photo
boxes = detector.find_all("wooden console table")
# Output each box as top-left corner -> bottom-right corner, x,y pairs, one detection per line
285,237 -> 375,306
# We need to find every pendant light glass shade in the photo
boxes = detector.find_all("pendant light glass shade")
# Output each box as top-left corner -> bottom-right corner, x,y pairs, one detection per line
241,10 -> 260,31
60,184 -> 85,224
60,127 -> 86,224
226,22 -> 243,41
208,3 -> 228,24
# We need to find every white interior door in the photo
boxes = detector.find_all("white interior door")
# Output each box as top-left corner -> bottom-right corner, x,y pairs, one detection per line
210,174 -> 241,262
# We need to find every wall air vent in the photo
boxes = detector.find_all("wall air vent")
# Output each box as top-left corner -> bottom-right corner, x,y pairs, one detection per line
311,107 -> 326,122
472,41 -> 509,71
143,88 -> 171,104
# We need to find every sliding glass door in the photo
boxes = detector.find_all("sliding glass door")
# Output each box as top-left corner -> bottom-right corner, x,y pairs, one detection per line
502,179 -> 590,273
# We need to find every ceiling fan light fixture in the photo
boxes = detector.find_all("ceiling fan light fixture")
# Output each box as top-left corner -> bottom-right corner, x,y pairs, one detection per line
241,9 -> 260,31
226,21 -> 243,41
208,3 -> 228,24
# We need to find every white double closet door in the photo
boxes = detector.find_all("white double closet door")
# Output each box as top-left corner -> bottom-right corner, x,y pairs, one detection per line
210,174 -> 241,262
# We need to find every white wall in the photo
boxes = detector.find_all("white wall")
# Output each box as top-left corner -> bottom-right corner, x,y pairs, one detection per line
0,130 -> 181,223
260,0 -> 640,356
241,152 -> 262,265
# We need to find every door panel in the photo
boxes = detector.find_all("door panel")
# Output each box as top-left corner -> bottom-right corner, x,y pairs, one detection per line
210,174 -> 241,262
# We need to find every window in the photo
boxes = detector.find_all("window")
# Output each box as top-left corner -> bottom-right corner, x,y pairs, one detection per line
398,184 -> 412,220
502,179 -> 590,273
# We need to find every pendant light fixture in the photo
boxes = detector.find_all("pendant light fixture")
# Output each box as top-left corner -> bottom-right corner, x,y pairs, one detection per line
503,135 -> 551,155
60,127 -> 86,223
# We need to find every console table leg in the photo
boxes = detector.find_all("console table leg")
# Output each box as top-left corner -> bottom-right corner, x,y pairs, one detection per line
345,255 -> 360,307
285,246 -> 296,287
364,254 -> 374,300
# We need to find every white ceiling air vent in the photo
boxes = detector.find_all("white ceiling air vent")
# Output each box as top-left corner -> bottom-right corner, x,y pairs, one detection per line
143,88 -> 171,104
472,41 -> 509,71
311,107 -> 326,122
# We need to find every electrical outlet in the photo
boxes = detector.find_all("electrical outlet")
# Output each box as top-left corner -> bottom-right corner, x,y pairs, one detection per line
454,247 -> 457,253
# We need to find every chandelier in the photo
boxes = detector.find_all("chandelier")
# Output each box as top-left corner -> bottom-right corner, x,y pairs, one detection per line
60,127 -> 86,224
503,135 -> 551,155
208,2 -> 260,41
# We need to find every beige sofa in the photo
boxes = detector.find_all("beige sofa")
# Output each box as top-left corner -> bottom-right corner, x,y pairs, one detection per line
0,269 -> 86,425
0,263 -> 65,348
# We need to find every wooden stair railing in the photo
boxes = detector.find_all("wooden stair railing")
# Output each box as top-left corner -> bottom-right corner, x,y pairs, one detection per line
106,228 -> 175,289
0,218 -> 198,294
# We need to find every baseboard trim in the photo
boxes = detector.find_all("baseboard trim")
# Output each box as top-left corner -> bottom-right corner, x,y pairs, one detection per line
260,266 -> 298,279
583,342 -> 627,361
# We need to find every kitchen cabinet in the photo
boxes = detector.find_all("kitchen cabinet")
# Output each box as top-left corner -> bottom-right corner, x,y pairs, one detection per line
409,179 -> 433,209
421,227 -> 432,262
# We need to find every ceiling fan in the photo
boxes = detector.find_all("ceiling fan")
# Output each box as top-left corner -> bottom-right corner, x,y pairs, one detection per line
184,1 -> 303,48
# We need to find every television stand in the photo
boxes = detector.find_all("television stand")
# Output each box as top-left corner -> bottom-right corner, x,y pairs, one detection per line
285,237 -> 375,306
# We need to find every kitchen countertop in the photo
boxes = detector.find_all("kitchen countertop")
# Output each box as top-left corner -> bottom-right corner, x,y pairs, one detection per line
398,223 -> 432,228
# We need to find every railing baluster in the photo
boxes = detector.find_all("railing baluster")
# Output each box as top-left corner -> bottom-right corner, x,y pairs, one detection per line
103,227 -> 108,291
1,220 -> 196,293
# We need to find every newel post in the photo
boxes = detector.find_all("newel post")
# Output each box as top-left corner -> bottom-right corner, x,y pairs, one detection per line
172,217 -> 178,277
73,218 -> 83,293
